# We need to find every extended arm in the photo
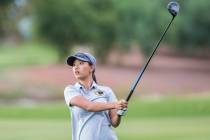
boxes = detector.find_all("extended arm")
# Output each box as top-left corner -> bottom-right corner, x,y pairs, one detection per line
69,96 -> 127,112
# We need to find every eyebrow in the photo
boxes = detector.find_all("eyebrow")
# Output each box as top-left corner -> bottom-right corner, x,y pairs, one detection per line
73,59 -> 88,65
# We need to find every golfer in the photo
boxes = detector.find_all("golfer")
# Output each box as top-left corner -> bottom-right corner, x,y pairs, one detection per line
64,52 -> 128,140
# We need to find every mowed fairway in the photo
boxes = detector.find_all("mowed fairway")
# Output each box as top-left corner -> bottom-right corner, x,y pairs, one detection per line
0,96 -> 210,140
0,117 -> 210,140
0,119 -> 70,140
117,117 -> 210,140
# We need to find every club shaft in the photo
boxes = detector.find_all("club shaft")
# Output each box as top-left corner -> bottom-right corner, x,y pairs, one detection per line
126,16 -> 175,102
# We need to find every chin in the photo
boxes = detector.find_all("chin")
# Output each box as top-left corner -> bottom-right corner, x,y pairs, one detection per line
74,74 -> 89,81
75,76 -> 85,80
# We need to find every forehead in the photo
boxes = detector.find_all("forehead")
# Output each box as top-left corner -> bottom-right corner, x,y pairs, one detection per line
73,59 -> 89,64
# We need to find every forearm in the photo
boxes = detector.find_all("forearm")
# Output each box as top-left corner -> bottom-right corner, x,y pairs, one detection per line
89,104 -> 122,127
85,102 -> 115,112
70,96 -> 117,112
70,96 -> 127,113
109,109 -> 121,128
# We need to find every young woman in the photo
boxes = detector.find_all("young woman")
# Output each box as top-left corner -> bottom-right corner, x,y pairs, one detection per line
64,52 -> 128,140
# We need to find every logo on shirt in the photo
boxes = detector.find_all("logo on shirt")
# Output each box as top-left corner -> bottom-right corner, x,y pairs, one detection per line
94,90 -> 104,96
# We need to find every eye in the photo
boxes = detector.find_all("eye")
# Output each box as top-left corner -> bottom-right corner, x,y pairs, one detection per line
72,62 -> 76,67
80,61 -> 84,65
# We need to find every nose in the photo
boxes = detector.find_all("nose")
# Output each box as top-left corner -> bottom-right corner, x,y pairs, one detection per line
73,63 -> 79,70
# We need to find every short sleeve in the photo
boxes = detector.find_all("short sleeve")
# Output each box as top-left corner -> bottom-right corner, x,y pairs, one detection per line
106,87 -> 118,102
64,85 -> 81,106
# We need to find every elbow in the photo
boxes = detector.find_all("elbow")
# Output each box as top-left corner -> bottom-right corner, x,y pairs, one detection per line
110,115 -> 121,128
112,125 -> 119,128
112,123 -> 119,128
111,119 -> 120,128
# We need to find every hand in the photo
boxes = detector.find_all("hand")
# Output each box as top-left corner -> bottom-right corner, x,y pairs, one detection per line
114,99 -> 128,110
117,108 -> 128,116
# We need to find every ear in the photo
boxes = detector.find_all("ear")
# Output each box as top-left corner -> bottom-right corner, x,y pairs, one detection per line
89,65 -> 94,73
90,66 -> 94,73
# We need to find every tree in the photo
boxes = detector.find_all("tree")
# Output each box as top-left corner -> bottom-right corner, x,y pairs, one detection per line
176,0 -> 210,49
32,0 -> 118,62
0,0 -> 15,39
32,0 -> 210,61
115,0 -> 170,56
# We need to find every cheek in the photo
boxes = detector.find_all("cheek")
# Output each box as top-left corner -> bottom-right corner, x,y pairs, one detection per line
82,67 -> 90,73
81,65 -> 91,74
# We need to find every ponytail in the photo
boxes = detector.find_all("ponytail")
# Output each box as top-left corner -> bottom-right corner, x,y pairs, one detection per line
92,71 -> 97,83
89,63 -> 97,83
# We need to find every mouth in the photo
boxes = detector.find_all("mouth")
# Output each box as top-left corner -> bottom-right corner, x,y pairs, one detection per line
74,71 -> 80,75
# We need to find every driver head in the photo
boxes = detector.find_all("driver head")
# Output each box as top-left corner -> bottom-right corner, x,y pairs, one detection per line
167,1 -> 180,17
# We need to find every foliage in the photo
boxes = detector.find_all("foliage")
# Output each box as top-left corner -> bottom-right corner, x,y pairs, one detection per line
0,0 -> 15,38
115,0 -> 168,55
32,0 -> 118,62
32,0 -> 210,61
0,0 -> 14,5
175,0 -> 210,51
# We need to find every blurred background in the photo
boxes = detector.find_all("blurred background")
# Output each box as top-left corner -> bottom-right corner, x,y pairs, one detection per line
0,0 -> 210,140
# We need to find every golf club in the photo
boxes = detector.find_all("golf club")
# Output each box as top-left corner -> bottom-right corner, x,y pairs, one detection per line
121,1 -> 180,109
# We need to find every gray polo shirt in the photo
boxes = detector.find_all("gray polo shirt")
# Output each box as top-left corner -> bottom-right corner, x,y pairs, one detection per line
64,82 -> 118,140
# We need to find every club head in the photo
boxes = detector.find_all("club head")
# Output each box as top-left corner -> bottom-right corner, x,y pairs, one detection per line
167,1 -> 180,17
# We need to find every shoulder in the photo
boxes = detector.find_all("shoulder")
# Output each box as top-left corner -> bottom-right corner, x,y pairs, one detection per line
64,85 -> 75,91
64,85 -> 78,95
63,84 -> 82,106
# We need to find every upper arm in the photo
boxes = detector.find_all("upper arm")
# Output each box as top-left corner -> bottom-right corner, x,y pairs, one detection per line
64,86 -> 92,110
64,86 -> 81,106
70,96 -> 92,110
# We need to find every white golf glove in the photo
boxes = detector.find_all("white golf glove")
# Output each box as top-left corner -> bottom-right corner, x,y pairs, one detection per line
117,108 -> 128,116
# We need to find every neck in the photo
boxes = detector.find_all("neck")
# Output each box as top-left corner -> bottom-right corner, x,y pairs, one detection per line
79,76 -> 93,91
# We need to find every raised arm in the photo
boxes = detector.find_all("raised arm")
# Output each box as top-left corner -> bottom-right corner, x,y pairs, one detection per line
69,96 -> 127,112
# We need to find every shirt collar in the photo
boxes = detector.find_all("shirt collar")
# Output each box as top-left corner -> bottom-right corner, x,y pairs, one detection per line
74,81 -> 98,90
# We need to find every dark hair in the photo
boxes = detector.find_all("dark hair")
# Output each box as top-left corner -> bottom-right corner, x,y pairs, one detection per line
88,63 -> 97,83
92,71 -> 97,83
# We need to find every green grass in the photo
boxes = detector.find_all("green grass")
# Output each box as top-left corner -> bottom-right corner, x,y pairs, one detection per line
0,119 -> 70,140
0,97 -> 210,140
117,117 -> 210,140
127,96 -> 210,118
0,103 -> 69,120
0,96 -> 210,119
0,42 -> 58,70
0,117 -> 210,140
